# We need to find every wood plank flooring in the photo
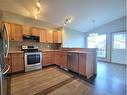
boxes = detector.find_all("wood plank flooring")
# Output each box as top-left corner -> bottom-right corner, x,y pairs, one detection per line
11,67 -> 91,95
11,62 -> 127,95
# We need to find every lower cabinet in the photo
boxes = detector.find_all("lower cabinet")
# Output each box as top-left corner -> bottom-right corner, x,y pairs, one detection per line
79,54 -> 86,75
79,53 -> 96,78
67,52 -> 96,79
6,53 -> 24,73
55,52 -> 67,68
59,52 -> 67,68
42,51 -> 67,68
42,52 -> 54,66
11,53 -> 24,73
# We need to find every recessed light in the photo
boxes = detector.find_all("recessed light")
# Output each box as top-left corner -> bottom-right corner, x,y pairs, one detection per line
36,2 -> 41,8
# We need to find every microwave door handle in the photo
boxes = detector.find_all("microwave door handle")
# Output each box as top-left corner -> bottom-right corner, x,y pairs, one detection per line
4,24 -> 9,58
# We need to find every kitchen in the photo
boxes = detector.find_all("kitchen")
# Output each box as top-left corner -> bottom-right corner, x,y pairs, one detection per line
0,0 -> 126,95
0,21 -> 97,95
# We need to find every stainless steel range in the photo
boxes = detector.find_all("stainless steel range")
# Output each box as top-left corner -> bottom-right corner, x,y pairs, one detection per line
22,45 -> 42,72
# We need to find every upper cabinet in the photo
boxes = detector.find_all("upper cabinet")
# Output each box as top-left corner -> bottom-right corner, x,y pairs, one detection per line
4,22 -> 12,41
53,30 -> 62,43
31,27 -> 39,36
4,22 -> 23,41
46,30 -> 53,43
13,24 -> 23,41
23,26 -> 39,36
2,22 -> 63,44
39,29 -> 47,43
22,25 -> 31,35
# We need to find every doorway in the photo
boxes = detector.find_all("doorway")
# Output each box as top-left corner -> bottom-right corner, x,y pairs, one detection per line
111,32 -> 126,64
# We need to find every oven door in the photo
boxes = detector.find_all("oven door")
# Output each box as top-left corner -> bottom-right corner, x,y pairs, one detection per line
25,52 -> 42,66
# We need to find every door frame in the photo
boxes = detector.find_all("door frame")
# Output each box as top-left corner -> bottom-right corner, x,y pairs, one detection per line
110,31 -> 127,64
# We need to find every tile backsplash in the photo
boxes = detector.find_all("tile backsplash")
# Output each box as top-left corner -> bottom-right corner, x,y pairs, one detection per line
9,41 -> 61,51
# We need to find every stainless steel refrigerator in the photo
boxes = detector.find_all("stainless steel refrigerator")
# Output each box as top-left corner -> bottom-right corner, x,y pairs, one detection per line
0,23 -> 10,95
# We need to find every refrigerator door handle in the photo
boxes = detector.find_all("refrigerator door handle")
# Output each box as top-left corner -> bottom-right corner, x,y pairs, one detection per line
2,64 -> 10,75
3,24 -> 9,58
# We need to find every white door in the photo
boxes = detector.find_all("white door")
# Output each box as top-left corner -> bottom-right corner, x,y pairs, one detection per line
111,32 -> 127,65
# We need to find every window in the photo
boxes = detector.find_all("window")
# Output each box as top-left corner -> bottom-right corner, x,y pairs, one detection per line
113,34 -> 126,49
87,33 -> 106,58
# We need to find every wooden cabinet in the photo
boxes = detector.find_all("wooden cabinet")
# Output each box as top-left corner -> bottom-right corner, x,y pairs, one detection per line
53,30 -> 62,43
55,52 -> 67,68
46,30 -> 53,43
39,29 -> 47,43
79,54 -> 86,75
54,52 -> 60,65
22,25 -> 31,35
11,53 -> 24,73
67,53 -> 79,73
60,52 -> 67,68
4,22 -> 13,41
31,27 -> 39,36
42,52 -> 54,66
79,53 -> 96,79
13,24 -> 23,41
3,22 -> 63,43
4,22 -> 23,41
23,26 -> 39,36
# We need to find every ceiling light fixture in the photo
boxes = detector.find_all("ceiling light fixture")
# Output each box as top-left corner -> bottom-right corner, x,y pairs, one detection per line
64,17 -> 73,26
36,2 -> 41,8
35,0 -> 41,19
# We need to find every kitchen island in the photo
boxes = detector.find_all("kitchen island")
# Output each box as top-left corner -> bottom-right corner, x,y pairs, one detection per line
67,51 -> 97,79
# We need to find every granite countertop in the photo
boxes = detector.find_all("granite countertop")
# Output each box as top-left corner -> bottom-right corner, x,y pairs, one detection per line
8,50 -> 95,54
9,51 -> 24,53
41,50 -> 61,52
67,51 -> 95,54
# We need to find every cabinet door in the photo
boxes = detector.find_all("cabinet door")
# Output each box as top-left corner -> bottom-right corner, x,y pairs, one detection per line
22,25 -> 31,35
4,23 -> 23,41
11,53 -> 24,73
31,27 -> 39,36
53,30 -> 62,43
68,53 -> 79,73
46,30 -> 53,43
4,22 -> 13,40
59,52 -> 67,68
79,54 -> 86,76
54,52 -> 60,65
39,29 -> 47,43
13,24 -> 23,41
42,52 -> 52,66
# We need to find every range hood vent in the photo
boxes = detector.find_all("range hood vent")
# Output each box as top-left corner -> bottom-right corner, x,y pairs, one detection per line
23,35 -> 39,42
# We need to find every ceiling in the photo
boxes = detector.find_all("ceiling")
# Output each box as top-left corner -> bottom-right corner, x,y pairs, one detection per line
0,0 -> 126,32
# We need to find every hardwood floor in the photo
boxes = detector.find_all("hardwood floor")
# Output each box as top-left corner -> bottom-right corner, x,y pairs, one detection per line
87,62 -> 127,95
10,62 -> 127,95
11,67 -> 91,95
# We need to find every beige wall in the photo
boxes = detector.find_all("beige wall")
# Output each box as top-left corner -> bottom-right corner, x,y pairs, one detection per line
62,27 -> 85,48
